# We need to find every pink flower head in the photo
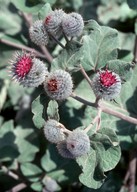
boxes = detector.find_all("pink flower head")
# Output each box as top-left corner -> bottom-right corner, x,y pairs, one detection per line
9,51 -> 48,87
92,69 -> 121,100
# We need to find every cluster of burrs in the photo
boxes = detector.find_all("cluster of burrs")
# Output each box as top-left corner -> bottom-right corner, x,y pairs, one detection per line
29,9 -> 84,46
44,119 -> 90,158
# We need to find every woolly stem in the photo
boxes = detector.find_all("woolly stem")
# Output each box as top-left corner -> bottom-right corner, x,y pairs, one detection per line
79,64 -> 93,89
128,150 -> 137,192
71,94 -> 137,125
6,183 -> 27,192
84,108 -> 102,133
0,38 -> 46,59
49,33 -> 65,49
62,31 -> 70,43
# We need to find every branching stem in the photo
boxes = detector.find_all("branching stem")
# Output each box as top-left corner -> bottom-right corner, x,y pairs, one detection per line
79,64 -> 93,89
71,93 -> 137,125
84,108 -> 102,133
0,38 -> 46,59
49,33 -> 65,49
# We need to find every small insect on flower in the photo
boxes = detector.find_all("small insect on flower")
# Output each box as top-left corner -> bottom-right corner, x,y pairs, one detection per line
44,9 -> 66,36
44,69 -> 73,100
9,51 -> 49,87
62,12 -> 84,37
29,20 -> 49,46
92,69 -> 121,100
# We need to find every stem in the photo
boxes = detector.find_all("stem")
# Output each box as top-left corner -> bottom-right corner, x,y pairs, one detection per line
21,12 -> 53,63
49,33 -> 65,49
40,45 -> 53,63
58,122 -> 72,135
62,31 -> 70,43
99,102 -> 137,125
0,38 -> 46,59
85,108 -> 102,133
128,150 -> 137,192
21,12 -> 32,28
71,93 -> 97,108
6,183 -> 27,192
119,170 -> 130,192
71,94 -> 137,125
1,166 -> 19,180
133,35 -> 137,63
80,64 -> 93,89
96,108 -> 102,131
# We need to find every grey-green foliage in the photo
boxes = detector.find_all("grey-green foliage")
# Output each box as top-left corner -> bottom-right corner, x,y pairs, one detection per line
97,0 -> 137,24
31,94 -> 48,129
0,121 -> 39,162
0,0 -> 137,191
81,20 -> 119,71
52,20 -> 121,72
76,128 -> 121,189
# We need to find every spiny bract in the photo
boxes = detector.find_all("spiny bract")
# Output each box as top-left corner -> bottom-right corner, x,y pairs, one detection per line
62,12 -> 84,37
29,20 -> 49,46
9,51 -> 48,87
44,9 -> 66,36
66,129 -> 90,157
44,69 -> 73,100
92,69 -> 121,100
44,119 -> 66,143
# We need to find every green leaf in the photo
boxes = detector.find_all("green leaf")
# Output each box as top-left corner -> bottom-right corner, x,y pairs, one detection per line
20,163 -> 42,182
38,3 -> 52,20
8,82 -> 33,106
107,59 -> 133,81
30,182 -> 43,191
127,0 -> 137,9
47,100 -> 60,121
76,149 -> 104,189
118,50 -> 134,62
11,0 -> 46,13
0,7 -> 22,35
52,41 -> 83,72
71,0 -> 83,10
32,94 -> 49,129
41,145 -> 81,183
41,148 -> 57,172
0,120 -> 19,161
97,3 -> 121,24
76,127 -> 121,189
81,20 -> 119,71
15,137 -> 39,163
91,128 -> 121,172
45,0 -> 57,5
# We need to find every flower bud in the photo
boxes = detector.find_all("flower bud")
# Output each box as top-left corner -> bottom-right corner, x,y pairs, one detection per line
66,129 -> 90,157
44,119 -> 66,143
9,51 -> 48,87
44,70 -> 73,100
29,20 -> 49,46
44,9 -> 66,36
92,70 -> 121,100
62,12 -> 84,37
57,140 -> 75,159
